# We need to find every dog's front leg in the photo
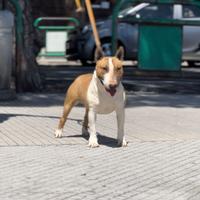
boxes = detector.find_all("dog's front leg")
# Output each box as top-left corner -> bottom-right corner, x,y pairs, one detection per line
88,108 -> 99,148
116,107 -> 127,147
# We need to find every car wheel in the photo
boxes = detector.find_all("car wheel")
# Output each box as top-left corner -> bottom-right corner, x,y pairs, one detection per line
80,59 -> 95,66
101,41 -> 113,56
187,61 -> 200,67
95,40 -> 125,59
80,41 -> 112,66
80,40 -> 124,66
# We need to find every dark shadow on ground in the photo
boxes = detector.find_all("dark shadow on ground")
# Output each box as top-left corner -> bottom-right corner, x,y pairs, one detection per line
0,93 -> 85,108
0,93 -> 65,107
0,113 -> 82,124
1,93 -> 200,108
66,133 -> 118,148
126,94 -> 200,108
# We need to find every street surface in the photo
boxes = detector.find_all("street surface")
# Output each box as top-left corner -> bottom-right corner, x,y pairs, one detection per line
1,93 -> 200,200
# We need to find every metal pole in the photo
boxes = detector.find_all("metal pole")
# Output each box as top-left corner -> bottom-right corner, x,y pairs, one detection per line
8,0 -> 24,92
8,0 -> 24,43
2,0 -> 5,9
111,0 -> 124,55
0,0 -> 3,10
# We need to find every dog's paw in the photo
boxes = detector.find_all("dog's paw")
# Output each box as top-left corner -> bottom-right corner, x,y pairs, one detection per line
88,137 -> 99,148
55,129 -> 63,138
118,138 -> 128,147
82,126 -> 89,137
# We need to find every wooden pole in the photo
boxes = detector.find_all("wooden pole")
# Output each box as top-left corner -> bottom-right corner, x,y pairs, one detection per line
75,0 -> 83,12
75,0 -> 81,9
85,0 -> 101,48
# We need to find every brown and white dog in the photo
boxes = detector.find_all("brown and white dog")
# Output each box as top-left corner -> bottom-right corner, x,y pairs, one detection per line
55,47 -> 127,147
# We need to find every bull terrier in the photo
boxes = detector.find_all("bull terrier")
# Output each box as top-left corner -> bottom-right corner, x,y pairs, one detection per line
55,47 -> 127,147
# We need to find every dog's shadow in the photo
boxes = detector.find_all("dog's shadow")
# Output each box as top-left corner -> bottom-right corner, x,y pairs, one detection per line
65,119 -> 119,148
66,133 -> 118,148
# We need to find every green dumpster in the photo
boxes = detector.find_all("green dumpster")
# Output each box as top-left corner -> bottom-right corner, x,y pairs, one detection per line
138,23 -> 182,71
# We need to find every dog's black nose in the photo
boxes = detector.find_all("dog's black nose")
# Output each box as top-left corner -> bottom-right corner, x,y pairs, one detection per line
109,84 -> 117,89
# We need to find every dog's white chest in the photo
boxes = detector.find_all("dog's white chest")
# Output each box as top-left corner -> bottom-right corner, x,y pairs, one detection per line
87,72 -> 125,114
95,90 -> 116,114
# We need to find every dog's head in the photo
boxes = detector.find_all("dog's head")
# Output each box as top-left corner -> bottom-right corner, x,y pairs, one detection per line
95,47 -> 124,96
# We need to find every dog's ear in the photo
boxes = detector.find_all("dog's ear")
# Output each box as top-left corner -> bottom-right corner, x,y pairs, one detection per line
115,46 -> 124,61
95,46 -> 104,62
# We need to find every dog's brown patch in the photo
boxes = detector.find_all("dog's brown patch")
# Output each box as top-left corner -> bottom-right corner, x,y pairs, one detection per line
96,57 -> 109,80
71,73 -> 93,106
57,74 -> 92,130
112,57 -> 123,80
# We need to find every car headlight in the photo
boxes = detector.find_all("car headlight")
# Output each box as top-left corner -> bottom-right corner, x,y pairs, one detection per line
82,25 -> 90,34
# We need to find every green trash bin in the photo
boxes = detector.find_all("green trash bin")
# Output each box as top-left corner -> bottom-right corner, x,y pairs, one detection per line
138,23 -> 183,71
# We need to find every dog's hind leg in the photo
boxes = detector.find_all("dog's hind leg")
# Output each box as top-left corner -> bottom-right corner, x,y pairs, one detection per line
55,84 -> 78,138
55,98 -> 76,138
82,108 -> 89,136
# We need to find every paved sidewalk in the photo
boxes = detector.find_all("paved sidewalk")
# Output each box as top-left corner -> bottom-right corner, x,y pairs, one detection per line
1,93 -> 200,199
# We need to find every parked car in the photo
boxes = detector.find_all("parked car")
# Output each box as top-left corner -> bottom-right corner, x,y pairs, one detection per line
66,3 -> 200,65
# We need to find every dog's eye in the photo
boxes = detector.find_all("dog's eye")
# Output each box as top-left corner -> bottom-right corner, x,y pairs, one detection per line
102,67 -> 107,71
116,67 -> 121,71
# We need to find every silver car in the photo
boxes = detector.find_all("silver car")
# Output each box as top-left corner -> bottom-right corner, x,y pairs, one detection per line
74,3 -> 200,65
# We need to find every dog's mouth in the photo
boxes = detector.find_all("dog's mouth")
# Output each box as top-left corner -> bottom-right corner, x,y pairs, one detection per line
99,78 -> 118,96
105,87 -> 117,96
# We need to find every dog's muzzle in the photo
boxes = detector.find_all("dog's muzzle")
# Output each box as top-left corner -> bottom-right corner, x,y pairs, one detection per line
99,78 -> 118,96
106,86 -> 117,96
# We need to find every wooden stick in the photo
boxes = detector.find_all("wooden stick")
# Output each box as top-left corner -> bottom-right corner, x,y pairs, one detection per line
85,0 -> 101,48
75,0 -> 82,10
